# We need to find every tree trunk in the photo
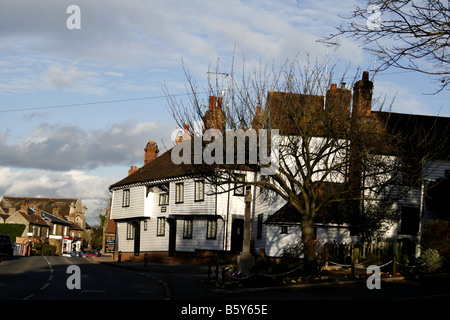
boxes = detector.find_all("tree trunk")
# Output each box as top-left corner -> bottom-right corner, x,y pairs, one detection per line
301,215 -> 318,273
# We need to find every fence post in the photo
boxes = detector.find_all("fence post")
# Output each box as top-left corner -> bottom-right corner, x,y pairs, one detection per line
392,240 -> 398,277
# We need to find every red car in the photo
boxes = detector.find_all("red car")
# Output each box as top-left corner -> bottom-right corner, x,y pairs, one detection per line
83,251 -> 101,257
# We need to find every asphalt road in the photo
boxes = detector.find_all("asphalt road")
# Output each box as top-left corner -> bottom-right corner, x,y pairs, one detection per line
0,256 -> 166,300
1,255 -> 449,303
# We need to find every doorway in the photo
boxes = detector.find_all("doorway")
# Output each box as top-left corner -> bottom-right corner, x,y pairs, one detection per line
230,218 -> 244,253
168,218 -> 177,257
133,221 -> 140,256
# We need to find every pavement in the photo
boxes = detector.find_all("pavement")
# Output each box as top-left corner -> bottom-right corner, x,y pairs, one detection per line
87,255 -> 450,300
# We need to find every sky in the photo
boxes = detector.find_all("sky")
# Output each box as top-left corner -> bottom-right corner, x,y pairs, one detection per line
1,0 -> 448,225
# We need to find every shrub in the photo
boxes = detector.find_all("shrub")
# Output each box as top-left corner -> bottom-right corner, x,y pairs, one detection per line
418,249 -> 443,273
421,220 -> 450,257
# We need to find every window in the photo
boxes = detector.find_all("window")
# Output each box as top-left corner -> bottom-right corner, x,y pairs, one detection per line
281,225 -> 288,234
157,217 -> 165,236
183,218 -> 193,239
257,214 -> 263,239
144,220 -> 148,231
234,175 -> 245,196
206,218 -> 217,239
175,183 -> 184,203
159,193 -> 169,205
126,222 -> 135,239
123,189 -> 130,207
195,180 -> 205,201
400,206 -> 420,235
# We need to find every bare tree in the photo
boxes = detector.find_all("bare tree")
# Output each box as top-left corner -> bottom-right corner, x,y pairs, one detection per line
164,55 -> 443,271
331,0 -> 450,92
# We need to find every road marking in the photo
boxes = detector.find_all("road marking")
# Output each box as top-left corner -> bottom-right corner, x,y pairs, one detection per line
39,283 -> 50,291
81,289 -> 106,293
23,256 -> 53,300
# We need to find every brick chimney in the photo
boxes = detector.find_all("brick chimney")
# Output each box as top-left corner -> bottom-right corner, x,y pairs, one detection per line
21,203 -> 28,212
52,205 -> 61,216
325,82 -> 351,126
34,206 -> 42,217
203,96 -> 226,132
128,166 -> 138,176
352,71 -> 373,119
251,105 -> 265,132
176,124 -> 191,145
144,141 -> 159,165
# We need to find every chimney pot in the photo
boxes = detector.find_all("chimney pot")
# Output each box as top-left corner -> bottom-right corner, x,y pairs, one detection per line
209,96 -> 217,109
330,83 -> 337,90
362,71 -> 369,80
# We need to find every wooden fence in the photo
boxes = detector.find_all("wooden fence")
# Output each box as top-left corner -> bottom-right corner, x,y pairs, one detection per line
324,239 -> 416,268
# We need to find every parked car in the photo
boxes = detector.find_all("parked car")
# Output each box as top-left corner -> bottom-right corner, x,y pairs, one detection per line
69,251 -> 84,257
0,234 -> 13,256
83,251 -> 101,257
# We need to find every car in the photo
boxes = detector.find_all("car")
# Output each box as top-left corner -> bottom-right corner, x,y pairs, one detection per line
0,234 -> 13,256
69,251 -> 84,257
83,251 -> 101,257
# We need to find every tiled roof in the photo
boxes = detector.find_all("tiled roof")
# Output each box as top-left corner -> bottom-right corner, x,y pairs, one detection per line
109,148 -> 193,189
17,211 -> 50,227
0,197 -> 77,217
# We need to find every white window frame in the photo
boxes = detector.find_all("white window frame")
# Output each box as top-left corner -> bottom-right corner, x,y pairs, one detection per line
175,182 -> 184,203
206,218 -> 217,240
157,217 -> 165,236
123,189 -> 130,207
195,180 -> 205,202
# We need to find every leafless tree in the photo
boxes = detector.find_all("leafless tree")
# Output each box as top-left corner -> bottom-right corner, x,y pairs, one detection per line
164,55 -> 444,270
331,0 -> 450,92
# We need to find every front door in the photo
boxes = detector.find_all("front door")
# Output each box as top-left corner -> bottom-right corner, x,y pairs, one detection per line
133,221 -> 140,256
168,218 -> 177,257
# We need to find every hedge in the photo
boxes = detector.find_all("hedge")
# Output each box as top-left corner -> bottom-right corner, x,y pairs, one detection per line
0,224 -> 26,241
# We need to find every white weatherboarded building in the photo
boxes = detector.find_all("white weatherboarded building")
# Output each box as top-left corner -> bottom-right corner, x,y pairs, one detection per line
109,74 -> 449,263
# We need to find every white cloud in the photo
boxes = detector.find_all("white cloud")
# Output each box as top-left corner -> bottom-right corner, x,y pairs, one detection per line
0,0 -> 362,95
0,167 -> 116,225
0,120 -> 176,171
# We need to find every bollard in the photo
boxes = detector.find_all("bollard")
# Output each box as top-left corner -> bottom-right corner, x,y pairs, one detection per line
144,253 -> 148,267
118,251 -> 122,263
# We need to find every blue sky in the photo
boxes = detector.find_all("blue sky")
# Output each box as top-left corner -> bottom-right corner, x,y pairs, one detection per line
0,0 -> 448,225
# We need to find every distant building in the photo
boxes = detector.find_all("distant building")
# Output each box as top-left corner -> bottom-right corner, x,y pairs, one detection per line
0,197 -> 90,255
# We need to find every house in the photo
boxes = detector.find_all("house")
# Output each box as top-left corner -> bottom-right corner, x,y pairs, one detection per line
0,197 -> 89,255
109,71 -> 450,263
109,96 -> 255,263
251,73 -> 450,258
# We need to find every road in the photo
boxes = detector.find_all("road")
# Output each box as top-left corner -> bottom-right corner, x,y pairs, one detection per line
0,256 -> 166,300
1,255 -> 449,303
